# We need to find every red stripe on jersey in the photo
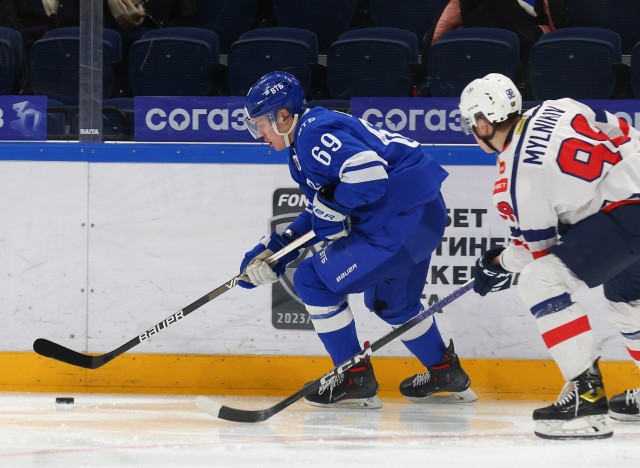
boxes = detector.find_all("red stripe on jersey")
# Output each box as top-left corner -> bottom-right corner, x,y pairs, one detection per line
627,347 -> 640,361
541,315 -> 591,348
513,239 -> 530,250
532,249 -> 549,259
617,117 -> 630,136
602,199 -> 640,212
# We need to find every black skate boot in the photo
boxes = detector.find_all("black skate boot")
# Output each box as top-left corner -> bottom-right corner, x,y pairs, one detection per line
304,355 -> 382,409
609,388 -> 640,422
399,340 -> 478,403
533,358 -> 612,439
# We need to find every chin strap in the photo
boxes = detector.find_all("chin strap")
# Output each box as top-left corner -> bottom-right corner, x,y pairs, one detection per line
272,114 -> 299,148
474,124 -> 499,152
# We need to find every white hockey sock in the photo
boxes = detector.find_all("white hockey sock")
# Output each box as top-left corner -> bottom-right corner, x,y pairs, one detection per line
535,302 -> 594,380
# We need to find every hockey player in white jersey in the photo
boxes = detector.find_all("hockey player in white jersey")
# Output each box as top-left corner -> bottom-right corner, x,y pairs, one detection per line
459,73 -> 640,439
237,71 -> 477,408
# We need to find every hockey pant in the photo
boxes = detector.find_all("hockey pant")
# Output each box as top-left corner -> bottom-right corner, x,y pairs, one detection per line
518,205 -> 640,380
293,197 -> 447,366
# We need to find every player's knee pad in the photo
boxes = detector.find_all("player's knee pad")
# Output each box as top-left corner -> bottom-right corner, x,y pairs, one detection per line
305,301 -> 354,334
604,299 -> 640,335
518,254 -> 587,310
293,258 -> 343,306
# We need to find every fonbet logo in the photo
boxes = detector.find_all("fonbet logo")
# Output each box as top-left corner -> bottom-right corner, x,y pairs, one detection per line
145,107 -> 248,131
361,107 -> 463,132
271,188 -> 320,330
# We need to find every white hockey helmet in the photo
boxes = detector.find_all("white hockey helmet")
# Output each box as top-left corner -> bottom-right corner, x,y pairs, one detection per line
459,73 -> 522,135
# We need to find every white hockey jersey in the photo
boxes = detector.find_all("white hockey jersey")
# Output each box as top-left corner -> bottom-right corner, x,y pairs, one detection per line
495,98 -> 640,272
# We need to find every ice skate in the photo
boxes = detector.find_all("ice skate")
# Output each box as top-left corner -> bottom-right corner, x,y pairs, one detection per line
533,358 -> 612,439
609,388 -> 640,422
399,340 -> 478,403
304,356 -> 381,409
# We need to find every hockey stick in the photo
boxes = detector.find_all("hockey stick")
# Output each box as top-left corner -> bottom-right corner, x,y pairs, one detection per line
33,231 -> 315,369
195,278 -> 475,423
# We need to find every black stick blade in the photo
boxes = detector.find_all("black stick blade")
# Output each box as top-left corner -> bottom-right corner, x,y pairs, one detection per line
195,396 -> 280,423
33,339 -> 98,369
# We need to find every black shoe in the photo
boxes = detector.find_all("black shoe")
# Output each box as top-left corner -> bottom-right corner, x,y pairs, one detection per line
399,340 -> 477,403
304,354 -> 381,409
609,388 -> 640,421
533,358 -> 612,439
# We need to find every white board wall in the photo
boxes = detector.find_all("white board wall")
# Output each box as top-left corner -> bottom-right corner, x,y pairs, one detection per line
0,159 -> 624,360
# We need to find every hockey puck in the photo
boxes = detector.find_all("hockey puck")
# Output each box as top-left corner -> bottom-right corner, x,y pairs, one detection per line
55,397 -> 74,405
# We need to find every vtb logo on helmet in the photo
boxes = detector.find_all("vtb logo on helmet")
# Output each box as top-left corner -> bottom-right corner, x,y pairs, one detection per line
458,73 -> 522,135
243,71 -> 307,147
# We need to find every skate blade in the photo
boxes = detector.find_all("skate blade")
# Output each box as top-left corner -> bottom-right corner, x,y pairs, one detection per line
608,410 -> 640,422
305,395 -> 382,409
534,414 -> 613,440
404,388 -> 478,404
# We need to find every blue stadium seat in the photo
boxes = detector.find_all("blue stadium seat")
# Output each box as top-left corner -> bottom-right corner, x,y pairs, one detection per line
42,27 -> 122,64
427,27 -> 520,97
272,0 -> 357,52
630,42 -> 640,99
369,0 -> 449,43
327,27 -> 419,99
227,27 -> 318,96
129,27 -> 220,96
195,0 -> 258,52
0,27 -> 23,94
568,0 -> 640,54
29,31 -> 122,104
529,27 -> 621,100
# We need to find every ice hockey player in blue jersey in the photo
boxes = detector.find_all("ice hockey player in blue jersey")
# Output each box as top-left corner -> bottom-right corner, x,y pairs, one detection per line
237,71 -> 477,409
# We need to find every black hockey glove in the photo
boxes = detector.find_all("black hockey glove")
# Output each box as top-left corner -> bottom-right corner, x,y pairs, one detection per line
474,248 -> 513,296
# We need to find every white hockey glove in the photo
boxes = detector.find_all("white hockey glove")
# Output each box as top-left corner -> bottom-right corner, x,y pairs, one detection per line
238,230 -> 301,288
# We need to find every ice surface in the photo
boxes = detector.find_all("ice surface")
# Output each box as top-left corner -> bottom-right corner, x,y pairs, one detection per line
0,393 -> 638,467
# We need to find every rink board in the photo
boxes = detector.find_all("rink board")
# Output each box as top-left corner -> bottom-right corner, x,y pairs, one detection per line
3,352 -> 639,400
0,142 -> 636,397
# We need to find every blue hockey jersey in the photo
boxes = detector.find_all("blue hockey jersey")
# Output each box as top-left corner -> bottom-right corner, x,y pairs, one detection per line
287,107 -> 448,234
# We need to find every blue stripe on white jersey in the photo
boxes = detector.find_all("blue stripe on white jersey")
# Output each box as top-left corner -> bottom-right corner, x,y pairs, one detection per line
521,226 -> 557,243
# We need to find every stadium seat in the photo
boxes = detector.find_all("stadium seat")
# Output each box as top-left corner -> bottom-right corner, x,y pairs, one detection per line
272,0 -> 357,52
568,0 -> 640,54
29,29 -> 122,104
327,27 -> 419,99
369,0 -> 449,44
227,27 -> 318,96
0,27 -> 23,94
195,0 -> 258,52
129,27 -> 219,96
42,27 -> 122,64
529,27 -> 622,100
426,27 -> 520,97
